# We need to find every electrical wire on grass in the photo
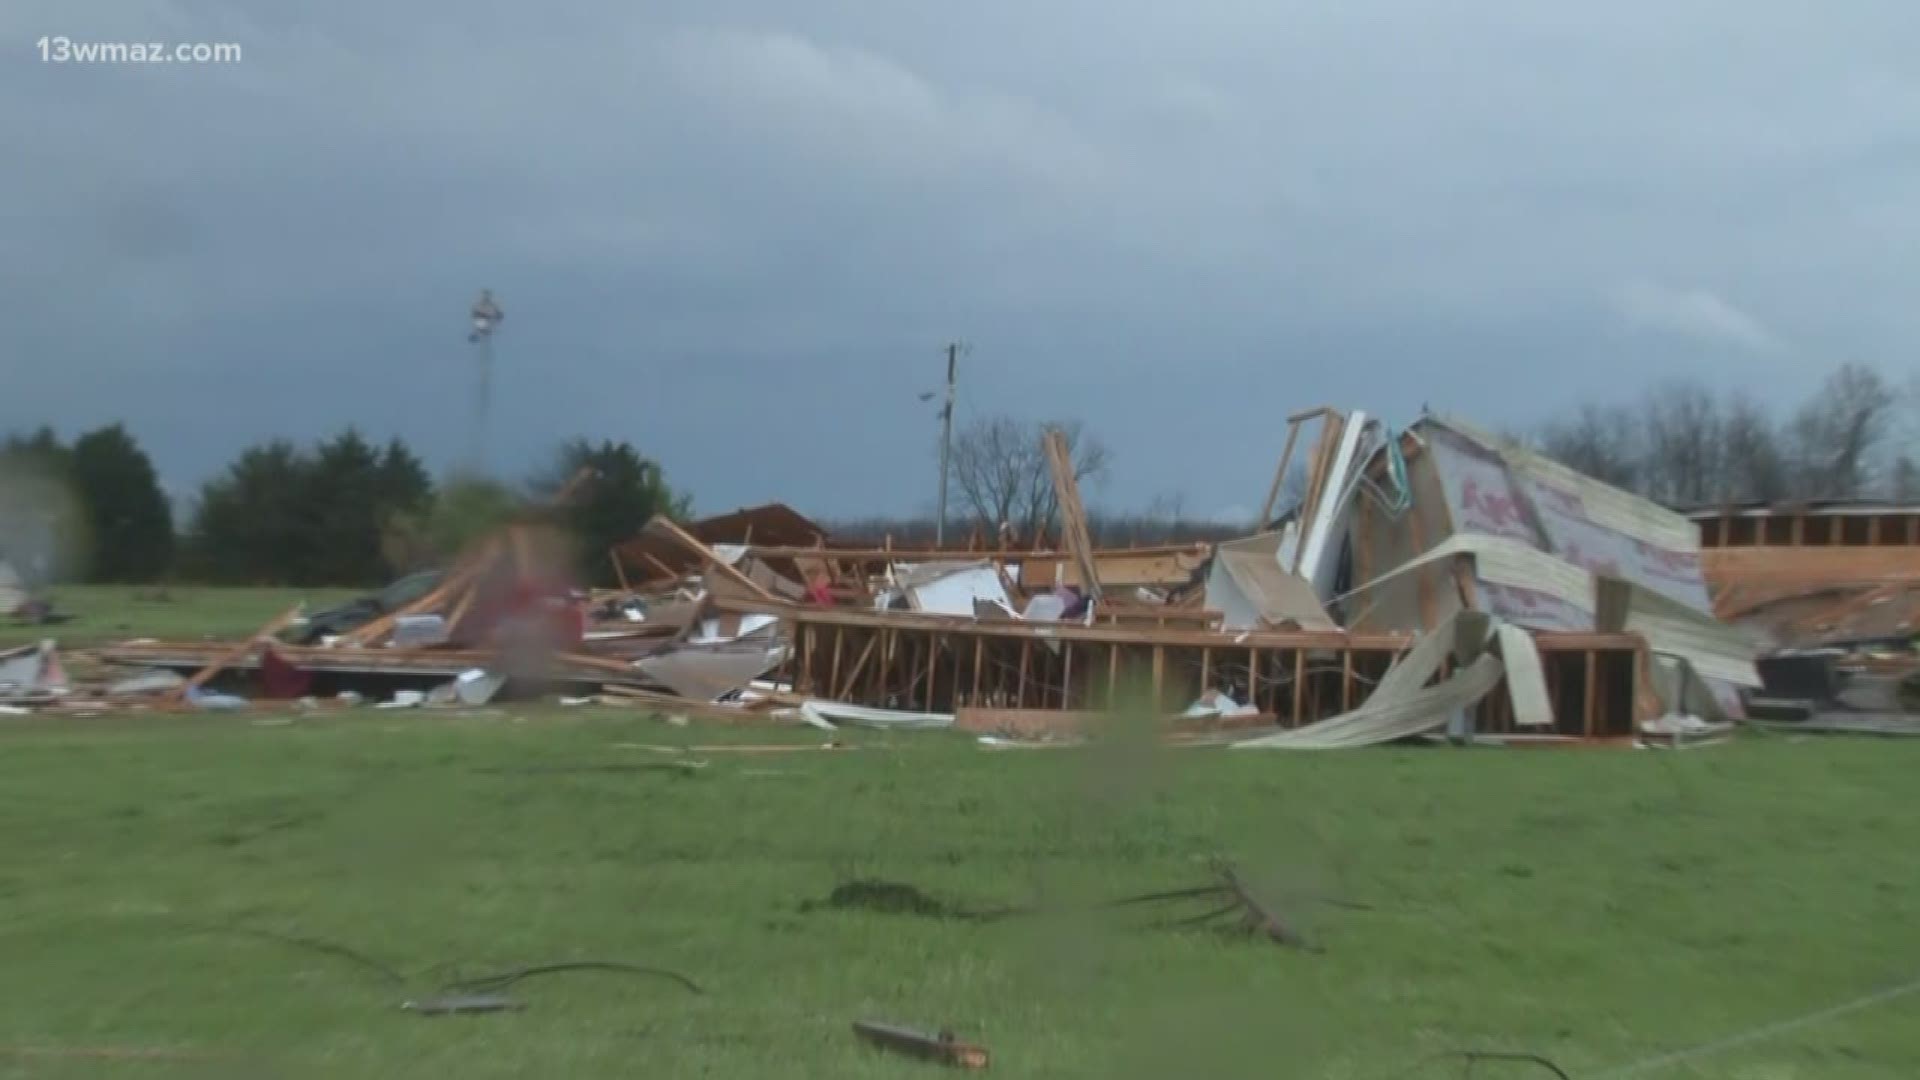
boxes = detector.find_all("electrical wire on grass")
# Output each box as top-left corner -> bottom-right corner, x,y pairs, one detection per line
187,922 -> 703,1006
1382,969 -> 1920,1078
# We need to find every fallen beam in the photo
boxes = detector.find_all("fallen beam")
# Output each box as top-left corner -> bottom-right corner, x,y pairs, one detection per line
851,1021 -> 989,1070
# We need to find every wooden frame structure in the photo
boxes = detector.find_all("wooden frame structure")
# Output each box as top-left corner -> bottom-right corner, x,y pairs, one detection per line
1691,507 -> 1920,549
725,600 -> 1650,739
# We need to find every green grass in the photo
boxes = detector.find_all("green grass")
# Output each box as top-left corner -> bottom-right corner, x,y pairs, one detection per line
2,584 -> 360,649
1,712 -> 1917,1078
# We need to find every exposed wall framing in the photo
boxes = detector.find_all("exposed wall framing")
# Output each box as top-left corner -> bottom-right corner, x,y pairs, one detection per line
755,604 -> 1647,739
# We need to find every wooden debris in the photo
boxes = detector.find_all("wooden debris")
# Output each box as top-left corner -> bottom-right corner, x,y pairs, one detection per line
643,515 -> 780,603
852,1020 -> 990,1069
167,603 -> 303,702
1042,427 -> 1102,604
401,994 -> 525,1016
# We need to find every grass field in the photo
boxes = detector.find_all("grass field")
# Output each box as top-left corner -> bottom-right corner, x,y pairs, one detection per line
3,585 -> 360,650
3,708 -> 1918,1079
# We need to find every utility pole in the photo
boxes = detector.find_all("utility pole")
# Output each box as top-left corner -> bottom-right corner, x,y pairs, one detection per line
467,289 -> 504,476
936,342 -> 958,547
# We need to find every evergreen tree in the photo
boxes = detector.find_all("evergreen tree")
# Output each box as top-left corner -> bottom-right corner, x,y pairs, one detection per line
542,439 -> 690,584
68,424 -> 174,582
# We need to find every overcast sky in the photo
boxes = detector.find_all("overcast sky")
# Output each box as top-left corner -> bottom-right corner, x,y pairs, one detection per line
6,1 -> 1918,520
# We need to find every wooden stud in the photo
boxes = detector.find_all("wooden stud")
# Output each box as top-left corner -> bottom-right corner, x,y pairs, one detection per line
443,581 -> 479,641
1151,643 -> 1166,711
1017,639 -> 1032,709
1405,506 -> 1437,630
925,633 -> 940,711
1292,649 -> 1306,722
1061,644 -> 1075,711
1870,515 -> 1884,546
609,550 -> 632,592
1354,498 -> 1375,599
1791,513 -> 1805,546
1828,515 -> 1841,545
828,626 -> 845,701
1200,647 -> 1212,696
1256,419 -> 1307,529
972,637 -> 984,703
1341,649 -> 1354,712
1451,558 -> 1478,609
640,551 -> 679,581
1583,651 -> 1598,739
838,633 -> 877,701
952,633 -> 966,709
1108,643 -> 1120,706
1247,647 -> 1260,713
797,623 -> 815,694
169,603 -> 303,701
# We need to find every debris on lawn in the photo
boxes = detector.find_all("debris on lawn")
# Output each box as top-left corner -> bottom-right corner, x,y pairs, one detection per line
1400,1050 -> 1571,1078
800,879 -> 1017,922
441,961 -> 704,997
197,921 -> 702,1014
1113,859 -> 1321,951
0,639 -> 67,705
851,1020 -> 990,1070
401,994 -> 525,1016
56,408 -> 1920,743
1688,500 -> 1920,735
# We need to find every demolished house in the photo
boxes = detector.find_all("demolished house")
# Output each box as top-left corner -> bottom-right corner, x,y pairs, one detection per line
80,413 -> 1759,745
1684,500 -> 1920,721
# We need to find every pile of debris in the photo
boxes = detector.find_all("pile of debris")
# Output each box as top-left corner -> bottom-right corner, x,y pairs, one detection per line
1689,500 -> 1920,733
38,407 -> 1772,746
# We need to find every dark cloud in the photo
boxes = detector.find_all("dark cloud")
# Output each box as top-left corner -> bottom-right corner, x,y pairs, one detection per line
5,0 -> 1920,517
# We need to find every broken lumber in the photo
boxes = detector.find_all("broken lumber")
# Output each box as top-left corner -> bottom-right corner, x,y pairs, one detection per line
1042,428 -> 1102,604
852,1020 -> 990,1069
167,603 -> 303,702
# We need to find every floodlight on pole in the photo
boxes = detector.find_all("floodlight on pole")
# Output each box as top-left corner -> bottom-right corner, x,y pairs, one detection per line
933,342 -> 961,547
467,289 -> 504,476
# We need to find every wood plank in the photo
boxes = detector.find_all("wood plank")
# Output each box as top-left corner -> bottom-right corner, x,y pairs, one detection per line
1043,428 -> 1102,602
338,539 -> 496,647
168,604 -> 304,701
828,626 -> 845,702
1256,418 -> 1306,528
971,637 -> 984,703
1151,643 -> 1165,710
1341,649 -> 1354,711
1405,505 -> 1437,631
1292,649 -> 1305,722
643,515 -> 778,603
924,632 -> 940,711
1248,647 -> 1259,713
1584,651 -> 1598,739
1061,644 -> 1075,710
837,633 -> 877,700
952,632 -> 966,709
1017,639 -> 1032,708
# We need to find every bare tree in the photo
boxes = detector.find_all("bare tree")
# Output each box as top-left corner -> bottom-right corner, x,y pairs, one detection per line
1785,363 -> 1891,498
946,416 -> 1109,544
1639,381 -> 1724,506
1537,403 -> 1642,491
1890,456 -> 1920,502
1718,391 -> 1788,503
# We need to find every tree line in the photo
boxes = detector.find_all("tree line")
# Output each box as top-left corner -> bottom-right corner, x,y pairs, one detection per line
0,426 -> 687,588
5,361 -> 1909,585
1533,362 -> 1914,506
